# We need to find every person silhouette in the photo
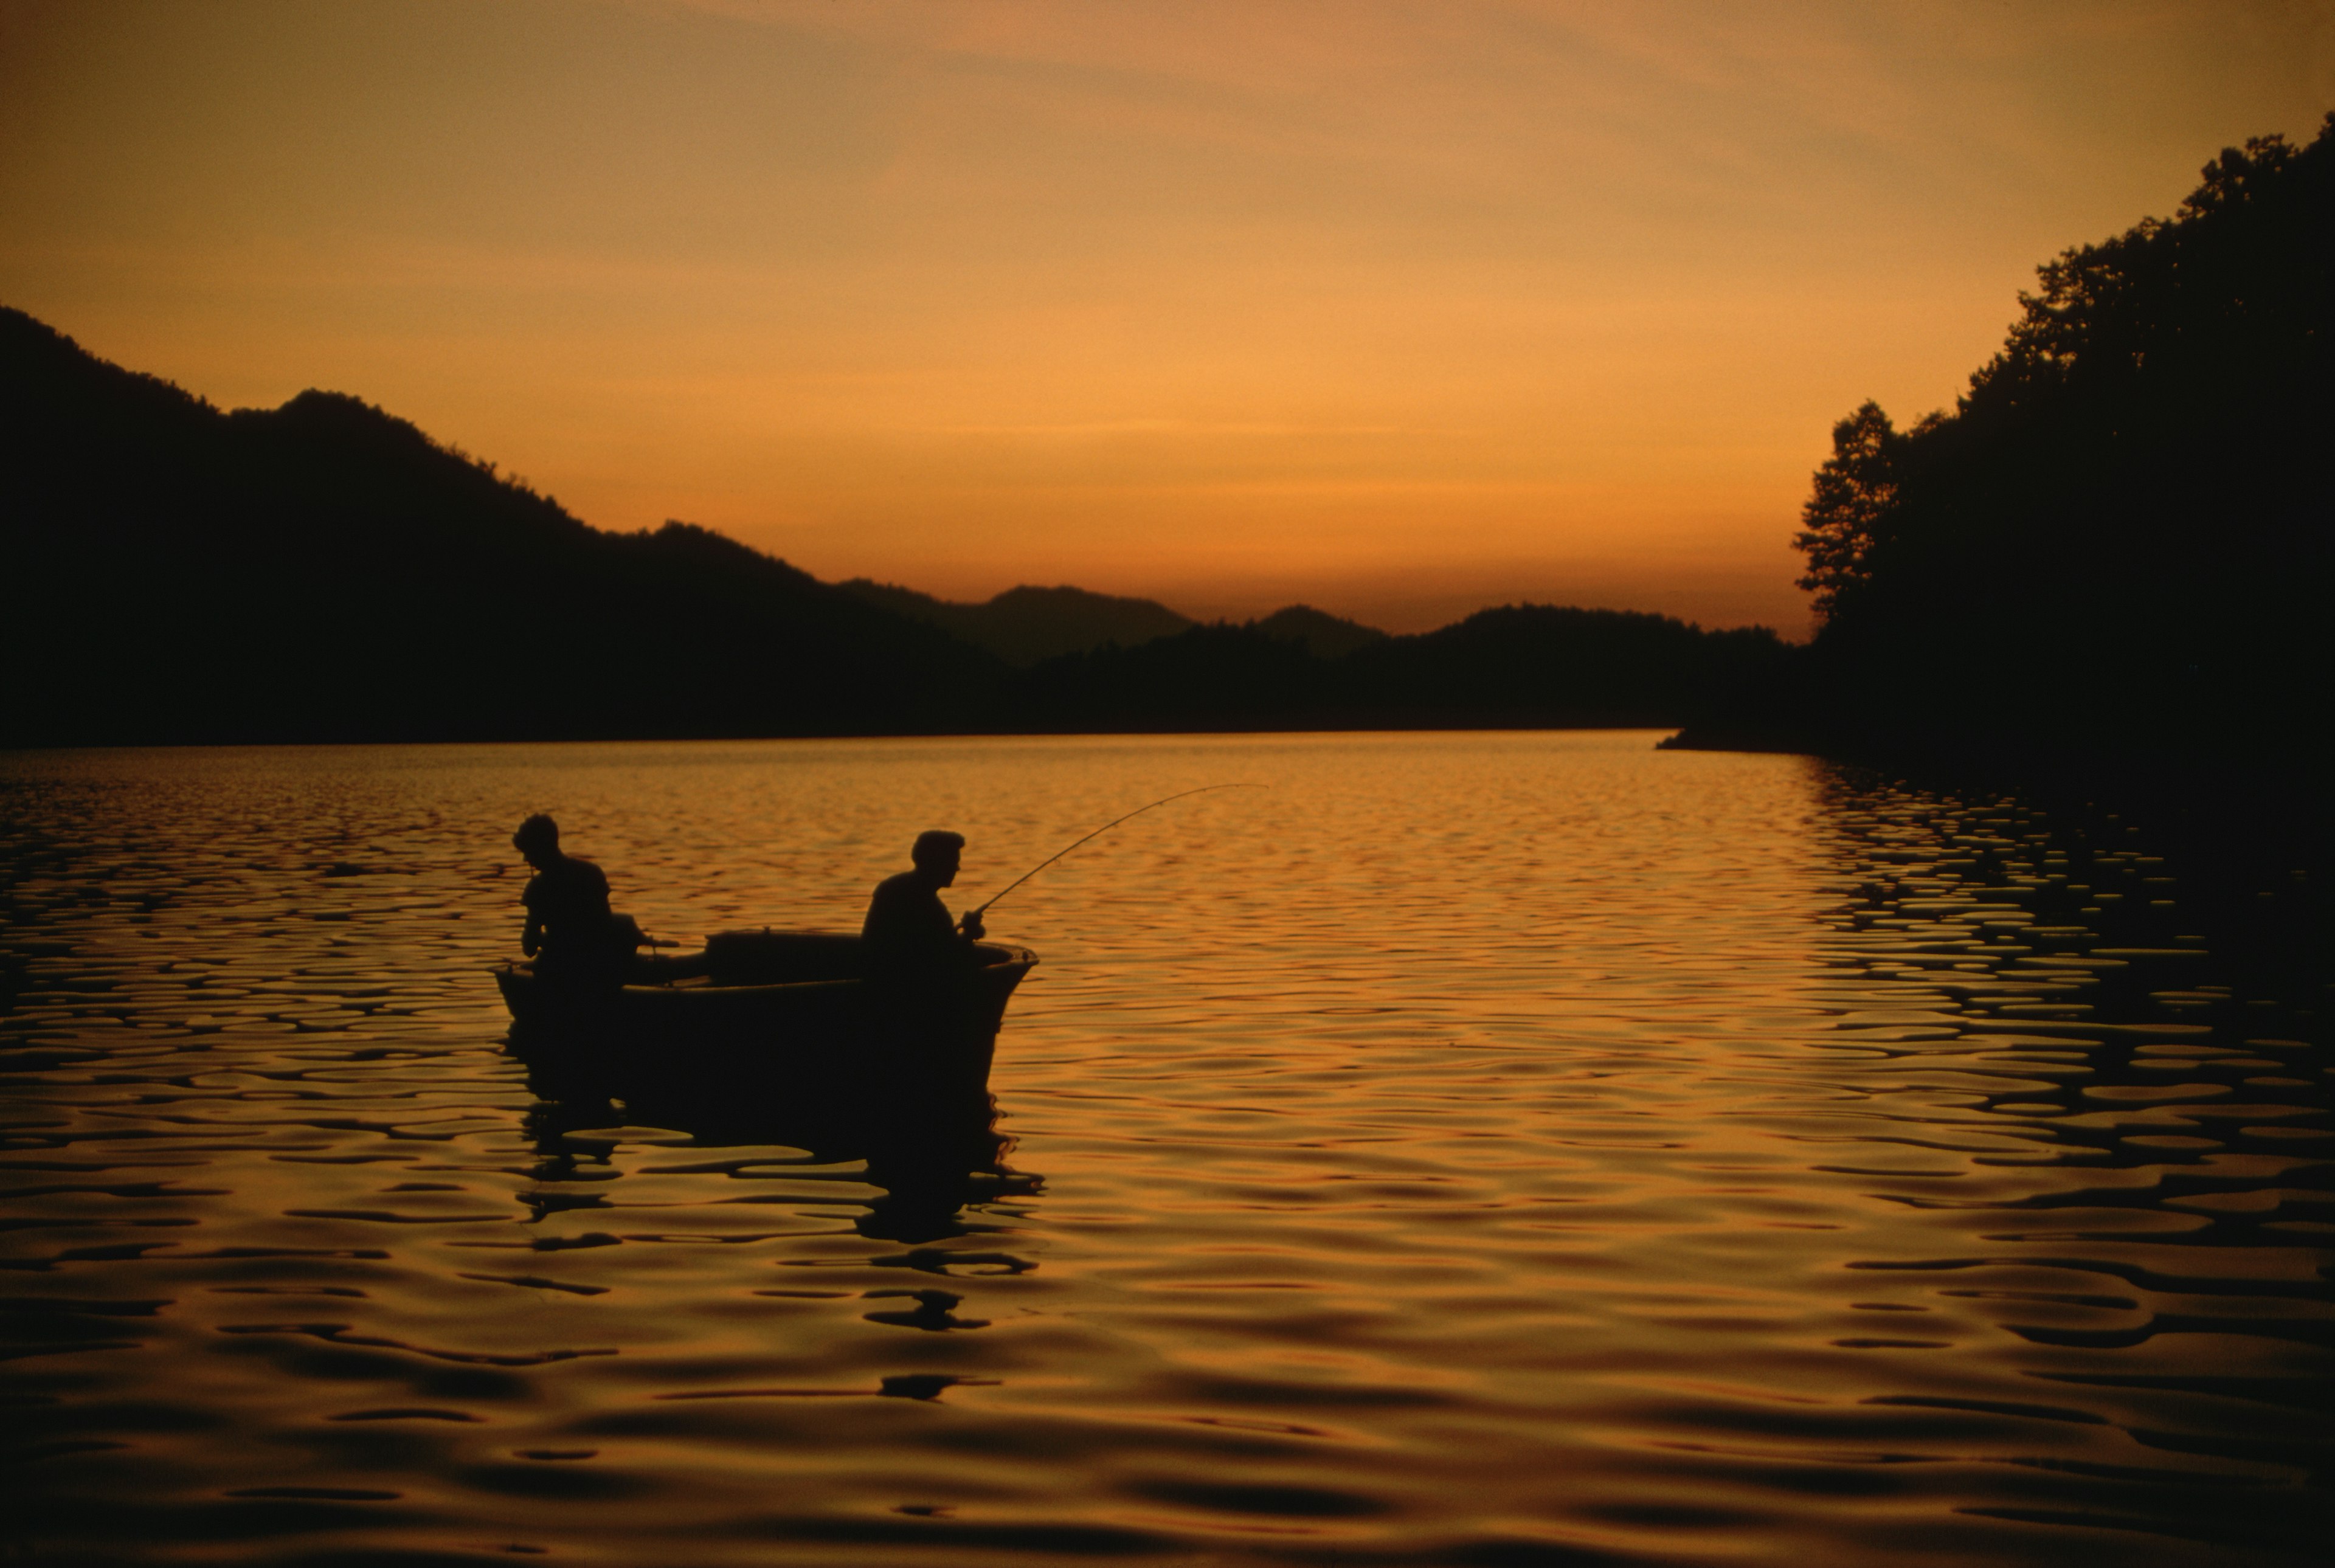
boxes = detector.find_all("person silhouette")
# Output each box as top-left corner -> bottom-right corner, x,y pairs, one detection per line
512,814 -> 622,984
862,830 -> 986,978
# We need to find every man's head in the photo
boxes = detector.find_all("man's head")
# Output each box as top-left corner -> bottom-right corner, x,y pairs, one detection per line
513,814 -> 560,868
911,829 -> 965,886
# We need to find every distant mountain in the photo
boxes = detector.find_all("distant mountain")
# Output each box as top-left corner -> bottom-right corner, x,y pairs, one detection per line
1247,604 -> 1386,659
1016,605 -> 1788,731
2,303 -> 1791,745
835,581 -> 1392,668
0,307 -> 1001,744
839,579 -> 1194,667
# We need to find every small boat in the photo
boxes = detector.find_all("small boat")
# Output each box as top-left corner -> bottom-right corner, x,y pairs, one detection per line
496,929 -> 1037,1098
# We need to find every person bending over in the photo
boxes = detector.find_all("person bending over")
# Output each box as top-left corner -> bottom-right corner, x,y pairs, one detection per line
513,814 -> 624,983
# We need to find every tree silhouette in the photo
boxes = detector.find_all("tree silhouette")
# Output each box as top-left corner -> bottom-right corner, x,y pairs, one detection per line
1770,114 -> 2333,770
1791,400 -> 1902,620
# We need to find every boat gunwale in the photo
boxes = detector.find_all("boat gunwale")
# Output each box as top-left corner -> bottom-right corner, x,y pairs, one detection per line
494,939 -> 1037,1004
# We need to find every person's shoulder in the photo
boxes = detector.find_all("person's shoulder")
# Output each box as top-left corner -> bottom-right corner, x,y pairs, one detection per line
870,869 -> 921,901
527,856 -> 607,903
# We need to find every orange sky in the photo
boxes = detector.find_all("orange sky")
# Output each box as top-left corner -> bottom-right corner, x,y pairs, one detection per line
2,1 -> 2327,632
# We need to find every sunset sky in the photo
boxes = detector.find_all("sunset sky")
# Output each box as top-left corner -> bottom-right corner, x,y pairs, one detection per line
2,1 -> 2326,632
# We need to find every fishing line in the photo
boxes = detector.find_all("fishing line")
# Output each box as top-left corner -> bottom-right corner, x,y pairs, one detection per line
970,783 -> 1264,921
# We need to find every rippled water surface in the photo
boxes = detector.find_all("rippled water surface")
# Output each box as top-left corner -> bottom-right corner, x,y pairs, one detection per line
4,733 -> 2329,1567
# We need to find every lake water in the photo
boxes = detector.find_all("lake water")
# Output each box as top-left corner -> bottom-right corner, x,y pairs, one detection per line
3,731 -> 2328,1567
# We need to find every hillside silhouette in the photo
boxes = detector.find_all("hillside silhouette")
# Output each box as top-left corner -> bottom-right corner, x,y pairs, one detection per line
0,308 -> 1000,744
839,579 -> 1195,667
833,583 -> 1392,668
3,305 -> 1787,744
1250,605 -> 1388,660
1678,116 -> 2333,773
1018,604 -> 1787,731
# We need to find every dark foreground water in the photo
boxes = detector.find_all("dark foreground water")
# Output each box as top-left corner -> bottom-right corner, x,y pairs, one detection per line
2,733 -> 2328,1567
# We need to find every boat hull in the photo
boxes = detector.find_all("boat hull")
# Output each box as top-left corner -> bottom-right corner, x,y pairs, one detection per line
496,931 -> 1036,1100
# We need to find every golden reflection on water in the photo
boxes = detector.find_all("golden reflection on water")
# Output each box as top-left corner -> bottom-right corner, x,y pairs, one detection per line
2,732 -> 2327,1566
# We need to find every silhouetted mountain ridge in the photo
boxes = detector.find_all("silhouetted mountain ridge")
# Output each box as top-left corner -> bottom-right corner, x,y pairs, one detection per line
1017,605 -> 1786,731
836,581 -> 1393,667
838,580 -> 1195,667
0,307 -> 1000,743
1248,605 -> 1387,659
2,304 -> 1789,744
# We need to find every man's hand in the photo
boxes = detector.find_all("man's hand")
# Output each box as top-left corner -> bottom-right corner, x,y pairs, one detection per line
959,909 -> 986,941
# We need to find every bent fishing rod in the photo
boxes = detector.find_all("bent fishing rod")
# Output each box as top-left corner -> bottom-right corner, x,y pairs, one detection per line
967,782 -> 1262,925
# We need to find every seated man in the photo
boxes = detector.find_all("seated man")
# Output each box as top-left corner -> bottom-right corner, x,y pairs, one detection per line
512,814 -> 628,984
862,830 -> 987,979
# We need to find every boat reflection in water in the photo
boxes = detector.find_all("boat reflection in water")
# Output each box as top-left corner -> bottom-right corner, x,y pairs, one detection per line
500,928 -> 1040,1243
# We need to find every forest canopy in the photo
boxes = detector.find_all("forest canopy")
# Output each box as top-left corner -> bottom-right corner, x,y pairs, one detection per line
1779,116 -> 2332,765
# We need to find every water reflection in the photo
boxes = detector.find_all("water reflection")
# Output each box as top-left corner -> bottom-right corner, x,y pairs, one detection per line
0,735 -> 2325,1566
516,1065 -> 1036,1248
1792,763 -> 2331,1559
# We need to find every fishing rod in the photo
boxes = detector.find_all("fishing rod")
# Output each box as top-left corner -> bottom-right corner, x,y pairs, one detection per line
968,783 -> 1262,924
